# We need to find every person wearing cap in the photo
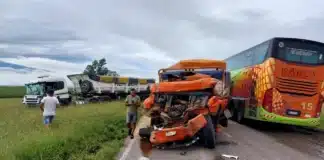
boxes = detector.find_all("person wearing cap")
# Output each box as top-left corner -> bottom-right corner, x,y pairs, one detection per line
40,89 -> 60,129
125,88 -> 141,139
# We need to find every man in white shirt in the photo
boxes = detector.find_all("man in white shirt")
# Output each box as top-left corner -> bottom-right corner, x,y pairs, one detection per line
40,89 -> 60,128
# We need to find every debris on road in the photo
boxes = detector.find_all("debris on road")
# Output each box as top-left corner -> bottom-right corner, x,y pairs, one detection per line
138,156 -> 150,160
221,154 -> 239,160
180,151 -> 187,156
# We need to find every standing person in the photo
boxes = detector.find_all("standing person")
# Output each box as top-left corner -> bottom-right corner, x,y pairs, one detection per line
125,88 -> 141,139
40,89 -> 60,129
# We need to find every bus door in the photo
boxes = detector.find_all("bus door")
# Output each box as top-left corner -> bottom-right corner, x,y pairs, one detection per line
247,52 -> 260,118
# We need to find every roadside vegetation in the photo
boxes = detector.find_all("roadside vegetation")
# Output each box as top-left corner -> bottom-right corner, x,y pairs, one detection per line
0,86 -> 25,98
1,96 -> 323,160
321,115 -> 324,129
0,98 -> 127,160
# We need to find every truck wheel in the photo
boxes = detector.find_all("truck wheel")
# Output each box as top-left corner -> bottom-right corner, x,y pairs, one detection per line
80,80 -> 93,94
67,97 -> 72,105
139,128 -> 152,139
200,115 -> 216,149
60,98 -> 71,106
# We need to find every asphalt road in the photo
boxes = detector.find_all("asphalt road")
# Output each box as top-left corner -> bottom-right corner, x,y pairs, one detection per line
245,120 -> 324,160
117,120 -> 322,160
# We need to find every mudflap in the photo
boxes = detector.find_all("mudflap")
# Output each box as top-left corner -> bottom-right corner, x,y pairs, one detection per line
198,115 -> 216,149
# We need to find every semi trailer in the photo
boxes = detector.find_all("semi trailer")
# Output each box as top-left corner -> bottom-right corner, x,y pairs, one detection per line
22,74 -> 156,106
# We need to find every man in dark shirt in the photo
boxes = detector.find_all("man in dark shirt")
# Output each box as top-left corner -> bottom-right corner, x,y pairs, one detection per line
125,88 -> 141,139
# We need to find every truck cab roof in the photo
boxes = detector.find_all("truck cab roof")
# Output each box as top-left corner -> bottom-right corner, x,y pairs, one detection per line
150,77 -> 218,93
158,59 -> 227,82
26,76 -> 66,85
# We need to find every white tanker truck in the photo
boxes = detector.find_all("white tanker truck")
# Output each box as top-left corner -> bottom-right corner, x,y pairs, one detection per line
22,74 -> 155,106
67,74 -> 155,101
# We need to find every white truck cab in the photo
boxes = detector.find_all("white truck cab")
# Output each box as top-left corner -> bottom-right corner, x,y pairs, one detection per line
22,75 -> 72,106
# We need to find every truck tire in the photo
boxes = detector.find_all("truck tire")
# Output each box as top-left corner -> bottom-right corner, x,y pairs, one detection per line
146,86 -> 150,92
139,127 -> 152,139
200,115 -> 216,149
67,97 -> 72,104
60,97 -> 72,106
80,80 -> 93,94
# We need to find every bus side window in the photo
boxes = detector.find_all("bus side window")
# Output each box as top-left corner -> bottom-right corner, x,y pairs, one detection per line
227,58 -> 234,70
252,41 -> 270,65
225,72 -> 231,87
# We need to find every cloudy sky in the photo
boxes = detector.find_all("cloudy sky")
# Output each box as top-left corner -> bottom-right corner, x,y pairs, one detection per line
1,0 -> 324,85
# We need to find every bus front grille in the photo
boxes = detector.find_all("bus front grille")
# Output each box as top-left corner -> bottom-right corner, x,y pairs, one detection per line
276,77 -> 318,96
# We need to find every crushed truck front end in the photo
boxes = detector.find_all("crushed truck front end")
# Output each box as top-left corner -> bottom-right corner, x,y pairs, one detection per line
138,59 -> 231,149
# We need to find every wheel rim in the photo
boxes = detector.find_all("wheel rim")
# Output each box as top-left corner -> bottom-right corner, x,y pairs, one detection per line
237,110 -> 242,122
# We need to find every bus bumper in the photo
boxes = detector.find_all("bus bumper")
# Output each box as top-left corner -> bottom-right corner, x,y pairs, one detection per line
258,107 -> 320,128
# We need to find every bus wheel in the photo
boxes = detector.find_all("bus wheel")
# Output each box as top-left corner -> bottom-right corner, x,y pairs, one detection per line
228,100 -> 235,120
235,102 -> 245,124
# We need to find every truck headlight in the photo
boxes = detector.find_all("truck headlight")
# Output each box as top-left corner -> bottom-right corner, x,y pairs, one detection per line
165,131 -> 176,137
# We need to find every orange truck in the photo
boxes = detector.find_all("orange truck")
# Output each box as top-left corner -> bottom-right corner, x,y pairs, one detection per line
138,59 -> 231,149
225,37 -> 324,128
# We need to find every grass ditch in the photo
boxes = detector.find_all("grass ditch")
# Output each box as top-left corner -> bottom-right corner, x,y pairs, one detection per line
14,118 -> 127,160
0,98 -> 127,160
0,86 -> 25,98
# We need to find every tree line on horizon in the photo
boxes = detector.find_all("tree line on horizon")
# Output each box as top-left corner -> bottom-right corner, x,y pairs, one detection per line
83,58 -> 120,77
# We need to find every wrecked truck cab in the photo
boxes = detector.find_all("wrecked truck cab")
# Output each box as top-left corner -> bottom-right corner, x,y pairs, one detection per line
140,78 -> 229,149
139,60 -> 230,149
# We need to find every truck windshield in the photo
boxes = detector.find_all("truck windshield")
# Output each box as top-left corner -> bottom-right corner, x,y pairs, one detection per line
160,69 -> 224,81
25,83 -> 44,95
276,40 -> 324,65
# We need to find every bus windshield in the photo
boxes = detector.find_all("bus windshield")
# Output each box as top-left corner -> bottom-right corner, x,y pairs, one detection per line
276,40 -> 324,65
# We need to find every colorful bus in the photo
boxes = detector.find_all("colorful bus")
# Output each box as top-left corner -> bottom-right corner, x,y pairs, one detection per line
225,37 -> 324,128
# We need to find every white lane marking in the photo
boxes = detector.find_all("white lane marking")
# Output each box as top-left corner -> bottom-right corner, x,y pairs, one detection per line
119,138 -> 136,160
120,116 -> 151,160
199,149 -> 208,160
223,132 -> 232,138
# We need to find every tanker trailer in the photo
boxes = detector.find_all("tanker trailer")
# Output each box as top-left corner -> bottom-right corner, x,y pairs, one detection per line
67,74 -> 115,103
67,74 -> 156,102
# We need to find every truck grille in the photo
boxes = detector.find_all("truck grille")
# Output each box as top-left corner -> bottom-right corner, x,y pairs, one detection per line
25,98 -> 39,104
276,77 -> 318,96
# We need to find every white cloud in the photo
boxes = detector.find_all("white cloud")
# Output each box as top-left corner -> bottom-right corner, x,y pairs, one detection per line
0,68 -> 48,86
1,0 -> 324,85
0,44 -> 9,49
0,57 -> 85,73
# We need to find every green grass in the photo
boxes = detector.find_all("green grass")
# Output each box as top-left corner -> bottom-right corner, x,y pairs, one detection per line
0,86 -> 25,98
320,114 -> 324,129
0,98 -> 127,160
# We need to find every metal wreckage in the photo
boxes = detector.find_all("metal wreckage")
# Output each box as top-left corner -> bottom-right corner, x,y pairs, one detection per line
136,59 -> 232,157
